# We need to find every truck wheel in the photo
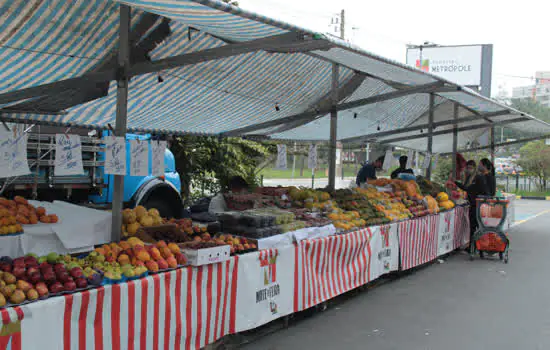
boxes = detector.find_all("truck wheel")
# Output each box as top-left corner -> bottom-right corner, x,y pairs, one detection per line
142,199 -> 175,219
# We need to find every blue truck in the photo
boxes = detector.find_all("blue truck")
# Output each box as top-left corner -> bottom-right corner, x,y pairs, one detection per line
0,126 -> 183,218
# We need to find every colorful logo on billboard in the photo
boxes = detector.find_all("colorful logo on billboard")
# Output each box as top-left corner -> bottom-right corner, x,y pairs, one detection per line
415,59 -> 429,72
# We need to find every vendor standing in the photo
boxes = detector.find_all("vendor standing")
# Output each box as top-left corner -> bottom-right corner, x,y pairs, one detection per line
356,156 -> 384,186
208,176 -> 250,215
390,155 -> 414,179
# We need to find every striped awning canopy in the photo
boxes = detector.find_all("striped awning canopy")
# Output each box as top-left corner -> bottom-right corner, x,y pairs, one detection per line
0,0 -> 548,153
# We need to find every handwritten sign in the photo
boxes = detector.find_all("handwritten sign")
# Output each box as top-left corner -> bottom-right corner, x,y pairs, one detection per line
0,130 -> 11,178
382,149 -> 393,170
9,129 -> 30,177
104,137 -> 127,175
406,150 -> 414,169
276,144 -> 287,170
54,134 -> 84,176
151,140 -> 166,177
422,153 -> 431,169
130,139 -> 149,176
308,144 -> 317,169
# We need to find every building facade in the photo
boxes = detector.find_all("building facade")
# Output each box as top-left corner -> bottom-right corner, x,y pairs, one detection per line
512,71 -> 550,107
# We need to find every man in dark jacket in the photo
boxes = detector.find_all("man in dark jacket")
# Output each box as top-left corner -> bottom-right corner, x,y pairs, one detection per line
390,155 -> 414,179
356,156 -> 384,186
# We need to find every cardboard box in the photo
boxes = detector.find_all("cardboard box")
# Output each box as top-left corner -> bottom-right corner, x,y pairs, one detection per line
180,242 -> 231,266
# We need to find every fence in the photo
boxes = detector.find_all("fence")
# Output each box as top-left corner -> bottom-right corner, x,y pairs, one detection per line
497,174 -> 549,193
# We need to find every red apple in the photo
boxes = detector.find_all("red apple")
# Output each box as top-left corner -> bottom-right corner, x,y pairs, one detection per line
24,256 -> 38,267
12,266 -> 26,279
13,258 -> 25,268
70,267 -> 83,279
26,266 -> 40,277
35,282 -> 49,297
64,280 -> 76,292
43,271 -> 56,285
29,272 -> 42,285
54,263 -> 66,272
75,278 -> 88,289
50,282 -> 64,294
0,263 -> 12,273
57,272 -> 70,283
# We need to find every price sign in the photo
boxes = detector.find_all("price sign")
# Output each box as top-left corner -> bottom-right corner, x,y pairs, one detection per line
0,130 -> 11,178
9,129 -> 30,177
152,140 -> 166,177
308,144 -> 317,169
130,139 -> 149,176
55,134 -> 84,176
276,144 -> 287,170
104,137 -> 127,175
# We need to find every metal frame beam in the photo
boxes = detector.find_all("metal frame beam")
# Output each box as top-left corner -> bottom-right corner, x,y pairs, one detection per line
426,93 -> 434,179
223,81 -> 451,137
451,102 -> 458,179
379,117 -> 529,144
442,133 -> 550,155
328,64 -> 339,191
110,4 -> 131,242
341,109 -> 511,143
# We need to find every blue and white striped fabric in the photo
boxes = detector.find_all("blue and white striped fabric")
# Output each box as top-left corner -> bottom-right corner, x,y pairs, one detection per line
0,0 -> 549,152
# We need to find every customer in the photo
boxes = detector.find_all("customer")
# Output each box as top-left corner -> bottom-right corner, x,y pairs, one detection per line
356,156 -> 384,186
208,176 -> 250,215
455,153 -> 467,180
455,160 -> 490,247
480,158 -> 496,196
390,155 -> 414,179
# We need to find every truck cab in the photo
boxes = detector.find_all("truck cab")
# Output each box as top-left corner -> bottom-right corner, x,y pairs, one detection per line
0,126 -> 183,218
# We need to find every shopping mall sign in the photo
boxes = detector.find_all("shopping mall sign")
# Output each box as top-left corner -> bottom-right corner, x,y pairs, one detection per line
406,45 -> 492,88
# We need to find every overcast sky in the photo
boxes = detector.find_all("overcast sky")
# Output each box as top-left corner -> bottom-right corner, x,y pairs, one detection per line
241,0 -> 550,96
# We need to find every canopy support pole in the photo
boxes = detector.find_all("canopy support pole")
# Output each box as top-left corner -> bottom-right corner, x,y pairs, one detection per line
452,103 -> 458,180
328,64 -> 339,191
490,126 -> 496,165
111,4 -> 131,242
426,93 -> 434,180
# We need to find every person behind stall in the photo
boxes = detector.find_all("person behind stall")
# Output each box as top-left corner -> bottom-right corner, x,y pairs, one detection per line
390,155 -> 414,179
455,160 -> 491,247
455,153 -> 467,180
480,158 -> 496,196
356,156 -> 384,186
208,176 -> 250,215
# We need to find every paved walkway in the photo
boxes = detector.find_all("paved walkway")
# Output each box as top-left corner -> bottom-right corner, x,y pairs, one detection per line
244,200 -> 550,350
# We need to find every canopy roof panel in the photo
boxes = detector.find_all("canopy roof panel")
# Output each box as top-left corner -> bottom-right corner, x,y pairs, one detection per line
0,0 -> 548,146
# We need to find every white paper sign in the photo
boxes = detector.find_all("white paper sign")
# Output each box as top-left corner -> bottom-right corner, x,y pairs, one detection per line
130,139 -> 149,176
9,130 -> 30,177
54,134 -> 84,176
0,130 -> 11,178
438,211 -> 455,256
152,140 -> 166,177
308,144 -> 317,169
276,144 -> 287,169
382,149 -> 393,170
406,150 -> 414,168
422,153 -> 432,169
104,137 -> 127,175
433,153 -> 439,169
373,224 -> 399,277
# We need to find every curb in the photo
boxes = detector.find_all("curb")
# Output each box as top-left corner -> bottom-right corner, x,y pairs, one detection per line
515,196 -> 550,201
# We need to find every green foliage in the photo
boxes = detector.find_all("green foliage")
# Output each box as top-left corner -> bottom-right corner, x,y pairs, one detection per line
518,140 -> 550,190
170,136 -> 273,203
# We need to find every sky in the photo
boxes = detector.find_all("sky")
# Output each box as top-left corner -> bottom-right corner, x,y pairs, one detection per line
240,0 -> 550,97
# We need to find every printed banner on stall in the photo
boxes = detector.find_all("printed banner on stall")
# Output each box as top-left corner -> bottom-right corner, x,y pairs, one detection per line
293,229 -> 375,312
151,140 -> 166,177
453,206 -> 470,249
54,134 -> 84,176
235,246 -> 295,332
20,260 -> 239,350
104,137 -> 127,175
398,215 -> 439,270
130,139 -> 149,177
372,224 -> 399,276
437,210 -> 456,256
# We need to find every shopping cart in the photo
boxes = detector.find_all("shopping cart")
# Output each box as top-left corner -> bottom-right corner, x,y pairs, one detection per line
470,196 -> 510,263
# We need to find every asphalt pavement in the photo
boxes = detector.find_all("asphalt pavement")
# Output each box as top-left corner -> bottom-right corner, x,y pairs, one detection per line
244,200 -> 550,350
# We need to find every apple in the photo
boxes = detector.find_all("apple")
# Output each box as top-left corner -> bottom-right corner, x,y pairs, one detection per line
24,256 -> 38,267
70,267 -> 83,279
54,263 -> 66,272
39,262 -> 52,271
64,280 -> 76,292
29,272 -> 42,285
43,271 -> 56,285
13,258 -> 25,268
50,282 -> 64,294
12,266 -> 26,280
75,278 -> 88,289
0,263 -> 12,273
26,266 -> 39,277
57,272 -> 70,283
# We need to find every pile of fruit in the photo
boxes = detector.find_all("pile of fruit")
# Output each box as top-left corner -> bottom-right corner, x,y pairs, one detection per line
214,234 -> 257,255
167,218 -> 207,236
328,210 -> 367,231
0,254 -> 103,307
0,209 -> 23,235
402,197 -> 430,217
122,206 -> 163,237
436,192 -> 455,211
0,196 -> 57,228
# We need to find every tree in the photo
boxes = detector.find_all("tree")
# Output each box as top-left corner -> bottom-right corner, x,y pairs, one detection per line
170,136 -> 273,203
518,140 -> 550,190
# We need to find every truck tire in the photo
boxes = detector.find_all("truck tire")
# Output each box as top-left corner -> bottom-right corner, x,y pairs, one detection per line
141,198 -> 177,220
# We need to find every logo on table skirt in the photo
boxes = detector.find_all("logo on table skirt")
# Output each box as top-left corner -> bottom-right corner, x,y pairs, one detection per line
257,251 -> 280,314
260,254 -> 278,286
444,212 -> 452,233
380,226 -> 390,248
0,322 -> 22,350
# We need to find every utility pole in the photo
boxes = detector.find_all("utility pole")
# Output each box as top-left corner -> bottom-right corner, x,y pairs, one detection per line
340,9 -> 345,40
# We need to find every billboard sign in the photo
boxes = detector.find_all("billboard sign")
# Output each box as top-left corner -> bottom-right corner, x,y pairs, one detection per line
406,45 -> 484,86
